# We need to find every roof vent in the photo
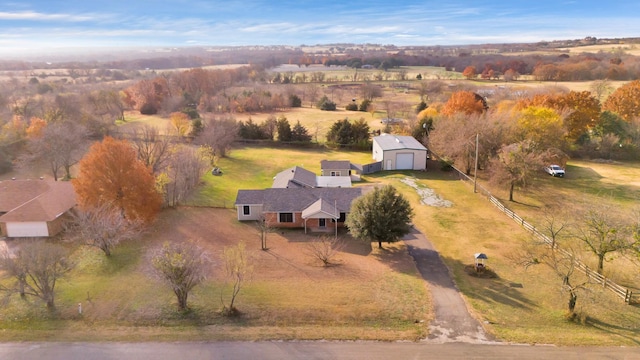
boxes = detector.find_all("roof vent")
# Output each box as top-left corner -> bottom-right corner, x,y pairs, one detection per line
395,137 -> 401,143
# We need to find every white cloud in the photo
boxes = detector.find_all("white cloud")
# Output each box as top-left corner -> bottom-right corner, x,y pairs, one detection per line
0,11 -> 95,22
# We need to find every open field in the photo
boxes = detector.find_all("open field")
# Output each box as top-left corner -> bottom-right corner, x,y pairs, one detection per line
560,44 -> 640,56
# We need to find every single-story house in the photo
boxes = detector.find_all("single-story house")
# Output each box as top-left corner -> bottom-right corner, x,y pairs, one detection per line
273,166 -> 351,188
320,160 -> 362,181
234,187 -> 364,233
372,134 -> 428,171
0,179 -> 76,238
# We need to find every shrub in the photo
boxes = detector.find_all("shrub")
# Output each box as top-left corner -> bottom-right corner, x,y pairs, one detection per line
317,96 -> 336,111
359,99 -> 371,112
289,94 -> 302,108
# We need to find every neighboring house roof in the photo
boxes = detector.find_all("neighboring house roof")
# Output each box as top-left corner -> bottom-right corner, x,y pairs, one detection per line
235,187 -> 363,214
272,166 -> 317,188
0,180 -> 76,222
373,134 -> 427,151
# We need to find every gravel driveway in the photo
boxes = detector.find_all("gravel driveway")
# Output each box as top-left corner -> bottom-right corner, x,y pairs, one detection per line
403,227 -> 496,343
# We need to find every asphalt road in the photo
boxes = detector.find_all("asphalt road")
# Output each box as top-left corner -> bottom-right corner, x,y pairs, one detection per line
0,341 -> 638,360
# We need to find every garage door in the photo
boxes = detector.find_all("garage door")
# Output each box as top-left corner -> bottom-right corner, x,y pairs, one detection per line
396,153 -> 414,170
6,222 -> 49,237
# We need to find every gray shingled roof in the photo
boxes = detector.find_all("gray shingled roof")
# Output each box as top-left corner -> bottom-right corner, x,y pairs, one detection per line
320,160 -> 351,170
235,187 -> 363,213
373,134 -> 427,151
272,166 -> 317,188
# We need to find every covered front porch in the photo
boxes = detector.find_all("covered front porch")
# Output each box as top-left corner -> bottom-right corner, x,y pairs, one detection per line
301,198 -> 339,235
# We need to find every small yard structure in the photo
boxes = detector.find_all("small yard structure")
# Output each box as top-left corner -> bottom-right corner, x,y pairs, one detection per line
372,134 -> 428,171
474,253 -> 488,272
320,160 -> 362,181
0,179 -> 76,237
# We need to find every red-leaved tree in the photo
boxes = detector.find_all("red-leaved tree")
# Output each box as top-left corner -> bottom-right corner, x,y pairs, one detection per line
73,137 -> 162,224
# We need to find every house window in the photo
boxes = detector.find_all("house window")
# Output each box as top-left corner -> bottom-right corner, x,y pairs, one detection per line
243,205 -> 250,215
330,171 -> 340,176
331,213 -> 346,223
319,218 -> 326,227
279,212 -> 294,223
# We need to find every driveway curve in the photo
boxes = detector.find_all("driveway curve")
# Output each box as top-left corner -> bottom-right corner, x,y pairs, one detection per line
403,227 -> 495,343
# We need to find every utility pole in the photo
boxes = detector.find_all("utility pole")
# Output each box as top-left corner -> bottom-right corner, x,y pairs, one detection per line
474,133 -> 479,193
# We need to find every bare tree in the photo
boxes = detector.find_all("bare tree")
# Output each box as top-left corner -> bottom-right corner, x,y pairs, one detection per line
197,116 -> 238,158
361,82 -> 382,101
305,83 -> 320,107
129,124 -> 173,174
511,239 -> 591,319
573,202 -> 637,275
160,145 -> 210,207
69,203 -> 142,257
589,79 -> 613,103
257,214 -> 273,250
23,121 -> 89,180
151,241 -> 209,311
0,240 -> 74,309
306,236 -> 346,266
221,241 -> 252,316
538,208 -> 571,249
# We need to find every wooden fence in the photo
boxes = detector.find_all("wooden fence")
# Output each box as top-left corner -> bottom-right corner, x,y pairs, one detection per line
449,162 -> 638,305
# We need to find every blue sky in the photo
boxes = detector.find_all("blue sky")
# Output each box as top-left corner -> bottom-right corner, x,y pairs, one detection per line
0,1 -> 639,56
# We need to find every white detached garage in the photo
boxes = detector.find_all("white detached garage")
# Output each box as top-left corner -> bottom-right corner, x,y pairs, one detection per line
372,134 -> 428,171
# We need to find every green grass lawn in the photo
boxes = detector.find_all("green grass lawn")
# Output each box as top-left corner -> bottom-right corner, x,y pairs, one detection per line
187,145 -> 374,207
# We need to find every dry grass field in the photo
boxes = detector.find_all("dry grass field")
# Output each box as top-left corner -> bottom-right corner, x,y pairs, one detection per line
560,44 -> 640,56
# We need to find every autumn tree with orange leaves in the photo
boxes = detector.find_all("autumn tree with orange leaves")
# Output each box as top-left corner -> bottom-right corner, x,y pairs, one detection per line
122,78 -> 169,115
603,80 -> 640,121
462,66 -> 477,80
73,137 -> 162,224
441,91 -> 486,116
517,91 -> 600,142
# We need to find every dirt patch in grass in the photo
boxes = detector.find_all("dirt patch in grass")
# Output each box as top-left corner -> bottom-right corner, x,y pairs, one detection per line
151,207 -> 411,284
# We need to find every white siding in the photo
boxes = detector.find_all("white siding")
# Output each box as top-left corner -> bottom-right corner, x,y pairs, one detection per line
6,221 -> 49,237
372,140 -> 384,161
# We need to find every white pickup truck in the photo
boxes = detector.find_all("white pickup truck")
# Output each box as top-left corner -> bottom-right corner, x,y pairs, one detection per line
544,164 -> 565,177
